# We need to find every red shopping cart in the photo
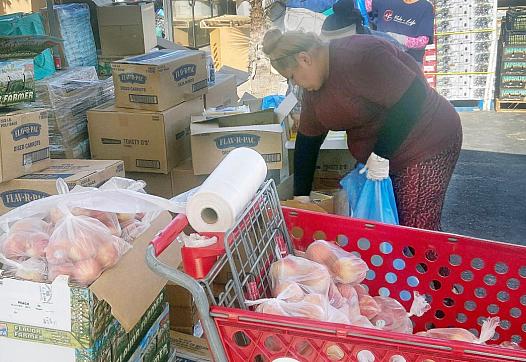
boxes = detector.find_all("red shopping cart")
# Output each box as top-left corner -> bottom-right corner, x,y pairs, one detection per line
146,180 -> 526,362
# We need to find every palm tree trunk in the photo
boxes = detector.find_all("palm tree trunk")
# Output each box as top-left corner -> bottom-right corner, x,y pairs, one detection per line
242,0 -> 286,97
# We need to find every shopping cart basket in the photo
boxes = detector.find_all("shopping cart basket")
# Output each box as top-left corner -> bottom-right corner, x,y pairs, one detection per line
146,180 -> 526,362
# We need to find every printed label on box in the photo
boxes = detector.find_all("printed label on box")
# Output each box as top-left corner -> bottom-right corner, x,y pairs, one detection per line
214,134 -> 261,149
119,73 -> 147,84
0,277 -> 72,332
1,189 -> 50,208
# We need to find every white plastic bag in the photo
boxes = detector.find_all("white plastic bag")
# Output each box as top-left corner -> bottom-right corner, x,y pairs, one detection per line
46,206 -> 130,286
269,255 -> 332,296
305,240 -> 369,284
0,177 -> 176,285
416,317 -> 500,344
371,292 -> 430,334
0,256 -> 47,282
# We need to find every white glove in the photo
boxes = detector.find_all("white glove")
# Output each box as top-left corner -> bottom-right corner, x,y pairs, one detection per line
360,153 -> 390,181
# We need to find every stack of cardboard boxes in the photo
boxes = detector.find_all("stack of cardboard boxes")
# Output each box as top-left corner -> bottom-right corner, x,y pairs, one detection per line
96,2 -> 157,77
88,48 -> 292,199
88,48 -> 210,198
0,108 -> 126,216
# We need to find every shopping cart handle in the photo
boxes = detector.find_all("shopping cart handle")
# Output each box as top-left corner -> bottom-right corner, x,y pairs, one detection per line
150,213 -> 188,256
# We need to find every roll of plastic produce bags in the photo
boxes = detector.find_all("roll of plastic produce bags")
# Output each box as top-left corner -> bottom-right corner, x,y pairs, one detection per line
340,154 -> 399,225
187,148 -> 267,232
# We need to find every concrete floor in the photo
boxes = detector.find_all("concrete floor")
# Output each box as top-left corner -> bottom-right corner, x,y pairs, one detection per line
441,111 -> 526,245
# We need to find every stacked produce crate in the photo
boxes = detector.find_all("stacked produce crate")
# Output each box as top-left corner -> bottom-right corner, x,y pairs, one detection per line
32,66 -> 114,159
423,44 -> 437,89
434,0 -> 498,109
496,8 -> 526,111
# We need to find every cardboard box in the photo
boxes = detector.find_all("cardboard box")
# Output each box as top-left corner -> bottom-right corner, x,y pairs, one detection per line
315,149 -> 356,179
111,50 -> 208,112
98,3 -> 156,57
281,192 -> 334,214
210,27 -> 250,72
204,73 -> 238,109
174,19 -> 210,49
88,97 -> 203,173
166,262 -> 232,335
0,109 -> 50,183
0,159 -> 124,214
0,59 -> 35,107
0,0 -> 46,15
0,213 -> 181,357
0,292 -> 167,362
171,331 -> 211,362
126,158 -> 207,199
190,94 -> 296,175
118,303 -> 171,362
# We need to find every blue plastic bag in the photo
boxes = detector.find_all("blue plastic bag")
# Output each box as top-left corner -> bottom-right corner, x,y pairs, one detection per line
286,0 -> 338,14
340,163 -> 399,224
261,95 -> 285,110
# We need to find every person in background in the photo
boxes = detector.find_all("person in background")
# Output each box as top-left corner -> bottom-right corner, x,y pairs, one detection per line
366,0 -> 434,64
321,0 -> 403,50
263,29 -> 462,231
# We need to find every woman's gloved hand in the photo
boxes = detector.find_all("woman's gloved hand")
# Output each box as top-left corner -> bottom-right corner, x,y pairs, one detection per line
360,152 -> 390,181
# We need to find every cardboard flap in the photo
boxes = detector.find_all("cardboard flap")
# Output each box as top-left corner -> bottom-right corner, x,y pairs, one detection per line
190,121 -> 283,135
239,92 -> 257,102
116,49 -> 198,65
90,212 -> 180,332
275,93 -> 298,123
280,200 -> 328,213
217,109 -> 275,127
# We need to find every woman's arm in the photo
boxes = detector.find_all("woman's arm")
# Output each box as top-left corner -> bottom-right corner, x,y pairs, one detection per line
366,0 -> 373,12
294,94 -> 328,196
294,132 -> 327,196
387,33 -> 430,49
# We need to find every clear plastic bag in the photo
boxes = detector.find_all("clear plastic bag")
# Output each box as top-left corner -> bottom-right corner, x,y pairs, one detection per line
253,294 -> 329,321
46,207 -> 131,286
371,292 -> 430,334
329,281 -> 346,308
500,341 -> 523,350
305,240 -> 369,284
416,317 -> 500,344
354,284 -> 381,320
49,208 -> 121,236
0,256 -> 47,282
269,255 -> 331,296
334,283 -> 362,319
1,231 -> 49,260
0,177 -> 177,285
272,281 -> 306,303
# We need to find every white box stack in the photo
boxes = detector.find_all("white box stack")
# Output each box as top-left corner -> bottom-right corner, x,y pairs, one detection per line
434,0 -> 498,105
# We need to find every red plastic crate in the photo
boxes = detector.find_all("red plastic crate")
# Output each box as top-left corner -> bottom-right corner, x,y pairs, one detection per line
211,208 -> 526,362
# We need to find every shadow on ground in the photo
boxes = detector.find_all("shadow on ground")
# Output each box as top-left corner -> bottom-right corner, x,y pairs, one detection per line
442,149 -> 526,246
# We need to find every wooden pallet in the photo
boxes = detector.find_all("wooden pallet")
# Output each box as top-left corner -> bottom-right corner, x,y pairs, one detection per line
200,15 -> 251,29
450,99 -> 494,112
495,99 -> 526,112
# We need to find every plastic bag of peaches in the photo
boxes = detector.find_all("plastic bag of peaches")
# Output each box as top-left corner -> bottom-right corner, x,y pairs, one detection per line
0,177 -> 178,286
